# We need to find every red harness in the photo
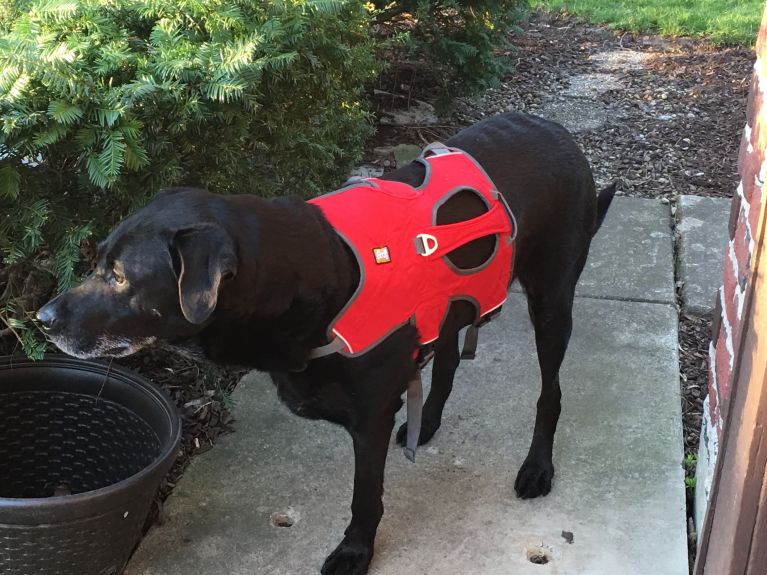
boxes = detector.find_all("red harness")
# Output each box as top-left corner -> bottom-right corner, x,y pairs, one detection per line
309,145 -> 516,357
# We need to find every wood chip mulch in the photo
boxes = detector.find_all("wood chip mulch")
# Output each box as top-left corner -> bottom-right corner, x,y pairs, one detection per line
678,312 -> 711,570
117,347 -> 247,532
679,313 -> 711,457
370,12 -> 753,202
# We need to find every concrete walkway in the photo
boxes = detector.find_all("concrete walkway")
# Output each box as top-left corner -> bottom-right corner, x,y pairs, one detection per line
127,197 -> 689,575
676,195 -> 731,315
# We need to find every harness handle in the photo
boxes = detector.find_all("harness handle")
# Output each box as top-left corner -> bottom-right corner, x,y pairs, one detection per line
420,142 -> 453,157
416,202 -> 513,260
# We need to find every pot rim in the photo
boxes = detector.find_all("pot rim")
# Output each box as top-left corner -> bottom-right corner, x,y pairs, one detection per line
0,353 -> 182,515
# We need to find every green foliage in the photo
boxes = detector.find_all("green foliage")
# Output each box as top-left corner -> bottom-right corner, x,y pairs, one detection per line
531,0 -> 762,46
0,0 -> 379,355
374,0 -> 525,92
683,452 -> 697,491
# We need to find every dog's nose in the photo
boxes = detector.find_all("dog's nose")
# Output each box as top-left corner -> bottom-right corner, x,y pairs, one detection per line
36,302 -> 59,331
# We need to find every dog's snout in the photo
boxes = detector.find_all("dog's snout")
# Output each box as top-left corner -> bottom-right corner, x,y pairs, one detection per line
36,301 -> 60,331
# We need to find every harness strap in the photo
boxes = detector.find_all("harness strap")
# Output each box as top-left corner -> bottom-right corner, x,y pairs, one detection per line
461,324 -> 480,360
308,337 -> 346,359
421,142 -> 452,157
414,203 -> 512,260
309,332 -> 478,463
403,371 -> 423,463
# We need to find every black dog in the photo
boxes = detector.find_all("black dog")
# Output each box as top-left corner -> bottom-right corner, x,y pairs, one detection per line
38,113 -> 615,575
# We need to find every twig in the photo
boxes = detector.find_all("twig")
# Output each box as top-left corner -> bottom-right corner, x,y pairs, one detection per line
401,124 -> 455,129
406,67 -> 415,110
391,66 -> 399,111
194,401 -> 214,414
0,315 -> 21,342
0,276 -> 16,304
96,357 -> 114,404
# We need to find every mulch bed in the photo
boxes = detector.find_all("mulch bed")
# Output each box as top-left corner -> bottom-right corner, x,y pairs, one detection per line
678,313 -> 712,569
679,313 -> 711,458
369,12 -> 753,201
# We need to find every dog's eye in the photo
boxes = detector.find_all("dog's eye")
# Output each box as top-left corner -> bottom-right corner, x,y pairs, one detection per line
111,270 -> 126,286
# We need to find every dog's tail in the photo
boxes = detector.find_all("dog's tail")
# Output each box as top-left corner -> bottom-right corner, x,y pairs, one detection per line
594,182 -> 618,235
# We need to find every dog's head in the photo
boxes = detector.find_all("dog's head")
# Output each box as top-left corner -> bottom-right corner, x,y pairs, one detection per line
37,188 -> 238,358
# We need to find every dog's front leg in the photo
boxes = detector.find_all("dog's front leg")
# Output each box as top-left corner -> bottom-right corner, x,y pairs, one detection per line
321,408 -> 396,575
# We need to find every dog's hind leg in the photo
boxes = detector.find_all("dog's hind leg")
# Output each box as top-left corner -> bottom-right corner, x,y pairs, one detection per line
514,238 -> 592,498
514,282 -> 575,499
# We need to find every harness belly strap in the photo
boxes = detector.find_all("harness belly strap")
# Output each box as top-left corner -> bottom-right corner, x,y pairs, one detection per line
404,373 -> 424,462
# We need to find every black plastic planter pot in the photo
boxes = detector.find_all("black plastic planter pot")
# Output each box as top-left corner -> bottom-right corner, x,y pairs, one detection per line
0,355 -> 182,575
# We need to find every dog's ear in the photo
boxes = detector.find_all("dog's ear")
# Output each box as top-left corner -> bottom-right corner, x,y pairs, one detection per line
171,224 -> 237,325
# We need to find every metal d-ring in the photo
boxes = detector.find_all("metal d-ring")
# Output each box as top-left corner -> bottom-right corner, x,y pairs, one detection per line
415,233 -> 439,256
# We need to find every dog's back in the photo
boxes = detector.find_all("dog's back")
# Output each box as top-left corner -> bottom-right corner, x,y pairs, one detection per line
384,112 -> 614,289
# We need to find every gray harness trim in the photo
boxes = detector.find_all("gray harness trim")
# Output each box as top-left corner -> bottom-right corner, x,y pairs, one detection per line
403,325 -> 479,462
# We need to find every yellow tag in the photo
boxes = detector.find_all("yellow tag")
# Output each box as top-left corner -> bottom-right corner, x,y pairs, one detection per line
372,246 -> 391,264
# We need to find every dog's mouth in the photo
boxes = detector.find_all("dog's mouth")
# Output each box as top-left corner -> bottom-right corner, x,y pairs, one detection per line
47,334 -> 157,360
97,338 -> 156,358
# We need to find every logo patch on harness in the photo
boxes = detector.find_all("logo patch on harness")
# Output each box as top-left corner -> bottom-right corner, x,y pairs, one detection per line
372,246 -> 391,264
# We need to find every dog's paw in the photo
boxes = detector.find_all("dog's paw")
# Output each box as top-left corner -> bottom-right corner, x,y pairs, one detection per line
514,457 -> 555,499
321,538 -> 373,575
395,419 -> 439,447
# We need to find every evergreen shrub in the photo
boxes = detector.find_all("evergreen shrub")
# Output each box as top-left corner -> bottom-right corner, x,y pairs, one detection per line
0,0 -> 377,355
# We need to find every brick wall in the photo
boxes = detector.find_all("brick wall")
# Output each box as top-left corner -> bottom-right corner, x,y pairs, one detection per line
696,0 -> 767,530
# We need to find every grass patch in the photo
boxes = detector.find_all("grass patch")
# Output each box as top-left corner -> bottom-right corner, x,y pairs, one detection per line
530,0 -> 763,45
